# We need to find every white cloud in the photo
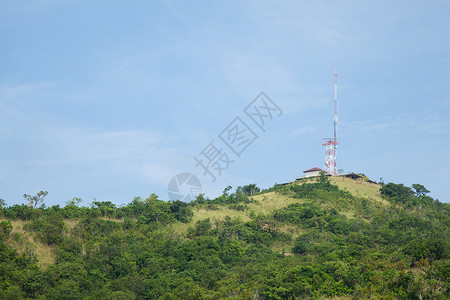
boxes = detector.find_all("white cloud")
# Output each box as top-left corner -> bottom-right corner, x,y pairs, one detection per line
38,128 -> 174,165
0,124 -> 191,185
292,126 -> 319,136
342,111 -> 450,137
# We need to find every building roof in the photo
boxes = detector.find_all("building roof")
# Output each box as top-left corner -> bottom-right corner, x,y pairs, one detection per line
340,173 -> 378,184
274,182 -> 291,186
303,167 -> 323,173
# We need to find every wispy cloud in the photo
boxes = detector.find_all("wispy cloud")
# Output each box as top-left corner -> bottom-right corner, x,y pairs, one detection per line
1,125 -> 191,186
0,82 -> 58,132
342,110 -> 450,137
292,126 -> 320,136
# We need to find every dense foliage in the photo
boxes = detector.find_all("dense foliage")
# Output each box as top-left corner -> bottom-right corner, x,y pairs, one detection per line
0,180 -> 448,299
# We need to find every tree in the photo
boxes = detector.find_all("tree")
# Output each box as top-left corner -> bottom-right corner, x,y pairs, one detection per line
380,183 -> 414,205
194,193 -> 206,204
242,184 -> 260,196
411,184 -> 430,198
66,197 -> 82,207
92,201 -> 116,217
223,186 -> 232,196
23,191 -> 48,208
293,234 -> 311,255
0,199 -> 6,216
0,220 -> 12,241
192,218 -> 212,236
319,171 -> 329,184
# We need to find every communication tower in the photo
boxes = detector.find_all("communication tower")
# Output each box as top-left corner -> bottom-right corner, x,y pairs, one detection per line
323,67 -> 339,175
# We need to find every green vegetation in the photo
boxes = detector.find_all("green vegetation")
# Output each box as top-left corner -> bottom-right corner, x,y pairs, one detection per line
0,179 -> 448,299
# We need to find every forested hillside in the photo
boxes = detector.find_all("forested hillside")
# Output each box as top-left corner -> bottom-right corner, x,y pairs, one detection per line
0,174 -> 449,299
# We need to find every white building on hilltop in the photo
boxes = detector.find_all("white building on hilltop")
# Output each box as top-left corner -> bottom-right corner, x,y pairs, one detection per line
303,167 -> 323,178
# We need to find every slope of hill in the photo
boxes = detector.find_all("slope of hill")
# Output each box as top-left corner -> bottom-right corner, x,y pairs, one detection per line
0,175 -> 448,299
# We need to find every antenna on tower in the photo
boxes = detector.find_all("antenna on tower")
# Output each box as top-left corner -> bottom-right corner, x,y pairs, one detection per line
334,65 -> 338,143
323,66 -> 339,175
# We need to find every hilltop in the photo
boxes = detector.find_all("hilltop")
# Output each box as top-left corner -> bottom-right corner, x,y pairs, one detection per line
170,175 -> 387,252
0,174 -> 449,299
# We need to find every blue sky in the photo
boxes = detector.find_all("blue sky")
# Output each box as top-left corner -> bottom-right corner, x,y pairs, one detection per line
1,0 -> 449,206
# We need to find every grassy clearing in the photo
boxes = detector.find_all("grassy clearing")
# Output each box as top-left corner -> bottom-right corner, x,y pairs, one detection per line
297,175 -> 384,203
171,206 -> 250,235
33,242 -> 54,270
171,192 -> 304,234
99,217 -> 124,222
340,210 -> 355,219
271,224 -> 306,253
271,240 -> 294,254
6,220 -> 55,270
191,206 -> 249,222
277,224 -> 306,238
64,219 -> 79,229
329,176 -> 388,205
247,192 -> 305,215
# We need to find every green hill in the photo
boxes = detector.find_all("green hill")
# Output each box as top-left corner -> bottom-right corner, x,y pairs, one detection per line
0,175 -> 449,299
172,176 -> 385,228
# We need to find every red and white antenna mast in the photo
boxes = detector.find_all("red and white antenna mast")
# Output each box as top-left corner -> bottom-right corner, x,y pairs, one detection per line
323,66 -> 339,175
